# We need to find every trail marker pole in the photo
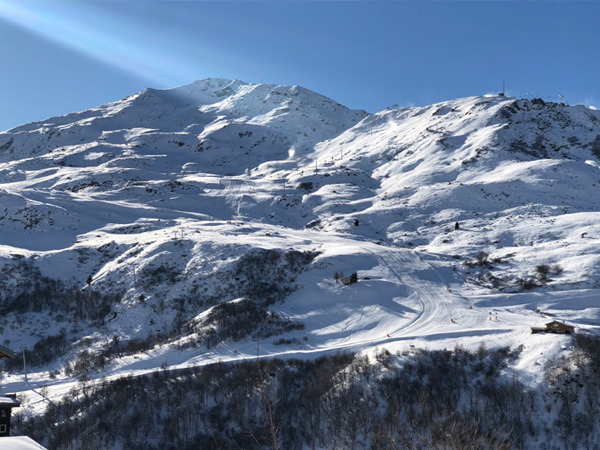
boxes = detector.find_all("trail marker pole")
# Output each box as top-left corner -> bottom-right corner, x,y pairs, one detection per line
23,348 -> 27,383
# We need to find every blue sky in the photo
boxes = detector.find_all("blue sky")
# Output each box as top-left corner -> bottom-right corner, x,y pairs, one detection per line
0,1 -> 599,131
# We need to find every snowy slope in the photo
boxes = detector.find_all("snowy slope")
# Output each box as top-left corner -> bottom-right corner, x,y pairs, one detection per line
0,81 -> 599,415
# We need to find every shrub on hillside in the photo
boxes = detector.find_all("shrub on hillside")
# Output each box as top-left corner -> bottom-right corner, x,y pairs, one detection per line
517,277 -> 539,290
464,251 -> 490,268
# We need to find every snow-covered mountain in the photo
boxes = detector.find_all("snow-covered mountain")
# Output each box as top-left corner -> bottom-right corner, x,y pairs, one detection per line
2,79 -> 600,436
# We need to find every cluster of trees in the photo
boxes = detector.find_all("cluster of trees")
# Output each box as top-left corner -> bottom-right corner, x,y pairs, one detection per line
1,249 -> 318,372
464,252 -> 566,292
543,333 -> 600,447
15,337 -> 600,449
0,259 -> 121,322
185,249 -> 318,310
516,264 -> 564,291
233,249 -> 318,305
3,329 -> 69,372
334,271 -> 358,285
19,342 -> 600,449
189,298 -> 304,349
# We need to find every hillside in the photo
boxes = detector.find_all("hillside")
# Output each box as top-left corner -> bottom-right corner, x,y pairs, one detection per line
1,79 -> 600,448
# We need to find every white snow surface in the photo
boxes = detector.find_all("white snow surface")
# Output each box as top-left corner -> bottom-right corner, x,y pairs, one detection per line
0,436 -> 46,450
0,80 -> 599,413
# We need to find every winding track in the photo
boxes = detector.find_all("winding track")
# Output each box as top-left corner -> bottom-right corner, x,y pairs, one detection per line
370,247 -> 456,336
356,244 -> 498,344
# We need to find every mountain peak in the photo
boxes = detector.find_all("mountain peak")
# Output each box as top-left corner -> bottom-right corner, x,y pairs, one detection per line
2,82 -> 600,425
163,77 -> 248,100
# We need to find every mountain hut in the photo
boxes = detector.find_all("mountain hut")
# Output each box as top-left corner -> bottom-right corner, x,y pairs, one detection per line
531,321 -> 575,334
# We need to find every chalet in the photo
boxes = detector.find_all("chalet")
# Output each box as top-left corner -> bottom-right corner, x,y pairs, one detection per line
0,394 -> 20,437
531,320 -> 575,334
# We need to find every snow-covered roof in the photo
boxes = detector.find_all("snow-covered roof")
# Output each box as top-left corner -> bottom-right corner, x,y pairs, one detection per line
0,397 -> 20,407
0,436 -> 46,450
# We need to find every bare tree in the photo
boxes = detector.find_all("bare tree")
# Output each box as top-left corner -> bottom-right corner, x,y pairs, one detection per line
257,340 -> 279,450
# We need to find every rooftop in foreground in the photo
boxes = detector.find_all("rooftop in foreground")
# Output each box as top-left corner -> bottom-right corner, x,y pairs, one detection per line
0,436 -> 47,450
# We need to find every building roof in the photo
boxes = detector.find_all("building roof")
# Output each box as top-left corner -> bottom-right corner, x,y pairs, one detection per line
0,345 -> 15,359
545,320 -> 574,328
0,397 -> 20,408
0,436 -> 47,450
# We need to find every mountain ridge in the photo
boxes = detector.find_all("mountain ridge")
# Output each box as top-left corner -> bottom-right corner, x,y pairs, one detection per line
1,81 -> 600,431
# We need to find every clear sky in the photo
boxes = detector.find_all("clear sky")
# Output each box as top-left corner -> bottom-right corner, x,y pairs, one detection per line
0,1 -> 599,131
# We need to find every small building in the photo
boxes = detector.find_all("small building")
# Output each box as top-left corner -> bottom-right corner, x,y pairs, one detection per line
0,394 -> 20,437
531,320 -> 575,334
0,345 -> 20,437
